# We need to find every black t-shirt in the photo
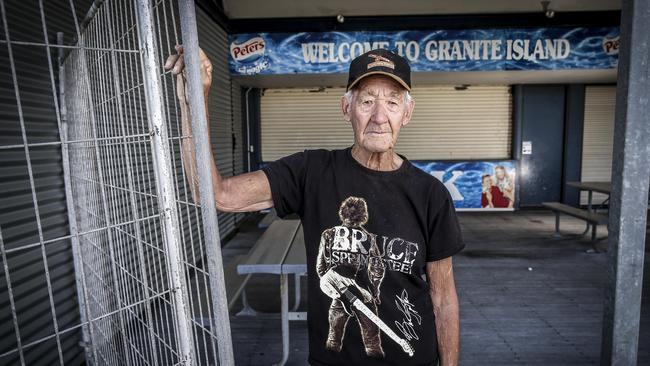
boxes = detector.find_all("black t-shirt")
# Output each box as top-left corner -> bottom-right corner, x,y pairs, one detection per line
262,146 -> 464,366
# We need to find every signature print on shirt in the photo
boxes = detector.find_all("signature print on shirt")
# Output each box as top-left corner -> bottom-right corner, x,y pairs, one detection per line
395,289 -> 422,341
316,196 -> 420,358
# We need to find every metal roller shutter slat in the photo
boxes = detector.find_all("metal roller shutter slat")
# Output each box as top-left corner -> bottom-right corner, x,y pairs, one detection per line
261,86 -> 512,161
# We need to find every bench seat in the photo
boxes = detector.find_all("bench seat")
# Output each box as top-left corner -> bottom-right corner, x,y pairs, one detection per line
542,201 -> 608,244
238,219 -> 301,275
224,255 -> 252,310
258,208 -> 278,228
542,202 -> 608,224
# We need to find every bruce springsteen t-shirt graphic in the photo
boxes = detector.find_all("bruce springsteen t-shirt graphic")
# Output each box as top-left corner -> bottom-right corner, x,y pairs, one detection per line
317,196 -> 421,358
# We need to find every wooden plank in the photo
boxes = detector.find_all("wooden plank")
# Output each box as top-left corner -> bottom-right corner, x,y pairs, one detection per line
238,219 -> 300,274
542,202 -> 609,224
281,224 -> 307,275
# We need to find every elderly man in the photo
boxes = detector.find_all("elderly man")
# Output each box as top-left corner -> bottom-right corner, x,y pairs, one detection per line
165,47 -> 463,366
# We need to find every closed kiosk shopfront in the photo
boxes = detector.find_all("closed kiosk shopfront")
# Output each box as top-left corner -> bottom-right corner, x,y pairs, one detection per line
260,86 -> 512,162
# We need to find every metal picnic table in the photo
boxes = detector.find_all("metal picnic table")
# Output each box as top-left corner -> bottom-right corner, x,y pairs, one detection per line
237,219 -> 307,366
542,181 -> 612,249
566,181 -> 612,210
565,180 -> 650,235
565,181 -> 611,243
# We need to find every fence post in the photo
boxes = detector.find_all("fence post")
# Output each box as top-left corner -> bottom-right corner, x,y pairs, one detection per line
57,31 -> 94,365
178,1 -> 235,365
134,1 -> 197,364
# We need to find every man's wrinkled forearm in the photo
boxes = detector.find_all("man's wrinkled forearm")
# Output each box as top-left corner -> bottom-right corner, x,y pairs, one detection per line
177,69 -> 218,202
433,294 -> 460,366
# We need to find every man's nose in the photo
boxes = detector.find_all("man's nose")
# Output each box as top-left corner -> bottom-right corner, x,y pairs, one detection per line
370,101 -> 389,124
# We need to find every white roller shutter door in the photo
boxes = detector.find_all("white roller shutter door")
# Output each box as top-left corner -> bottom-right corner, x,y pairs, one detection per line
581,86 -> 616,205
260,86 -> 512,161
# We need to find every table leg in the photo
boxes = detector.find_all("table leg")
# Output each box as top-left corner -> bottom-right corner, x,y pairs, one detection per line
591,224 -> 597,242
554,212 -> 562,237
583,190 -> 594,236
236,289 -> 258,317
274,274 -> 289,366
292,273 -> 301,311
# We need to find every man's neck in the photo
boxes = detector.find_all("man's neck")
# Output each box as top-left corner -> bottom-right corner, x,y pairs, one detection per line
351,144 -> 404,172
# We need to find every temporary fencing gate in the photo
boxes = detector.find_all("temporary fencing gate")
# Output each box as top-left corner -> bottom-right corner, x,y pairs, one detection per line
1,0 -> 233,365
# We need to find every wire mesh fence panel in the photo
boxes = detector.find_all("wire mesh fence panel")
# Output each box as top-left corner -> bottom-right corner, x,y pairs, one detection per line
0,1 -> 95,365
1,0 -> 229,365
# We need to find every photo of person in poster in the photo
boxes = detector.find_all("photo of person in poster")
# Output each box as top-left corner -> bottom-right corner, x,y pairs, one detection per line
481,174 -> 506,208
481,174 -> 495,208
494,165 -> 515,206
481,166 -> 515,208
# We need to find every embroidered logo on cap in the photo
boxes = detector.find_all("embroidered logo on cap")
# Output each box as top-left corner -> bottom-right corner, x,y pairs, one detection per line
367,54 -> 395,70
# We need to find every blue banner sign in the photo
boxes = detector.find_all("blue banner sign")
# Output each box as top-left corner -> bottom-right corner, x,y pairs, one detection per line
229,27 -> 619,75
412,161 -> 517,211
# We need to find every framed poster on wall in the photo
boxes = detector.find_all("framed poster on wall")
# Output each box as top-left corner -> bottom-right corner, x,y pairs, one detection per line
412,161 -> 517,211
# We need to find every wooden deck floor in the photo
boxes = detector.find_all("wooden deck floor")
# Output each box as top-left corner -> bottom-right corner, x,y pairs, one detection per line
220,211 -> 650,365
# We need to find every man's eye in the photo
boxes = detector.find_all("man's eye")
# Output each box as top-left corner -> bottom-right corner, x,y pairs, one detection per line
362,100 -> 373,105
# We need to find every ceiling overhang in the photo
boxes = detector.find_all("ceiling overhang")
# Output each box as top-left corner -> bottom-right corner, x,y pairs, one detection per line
233,69 -> 616,89
222,0 -> 620,19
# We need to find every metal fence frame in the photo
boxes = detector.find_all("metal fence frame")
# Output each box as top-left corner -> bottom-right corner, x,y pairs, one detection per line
177,1 -> 234,364
0,0 -> 234,364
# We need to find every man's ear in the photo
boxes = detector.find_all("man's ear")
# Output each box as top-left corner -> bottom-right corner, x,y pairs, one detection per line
401,98 -> 415,127
341,95 -> 351,122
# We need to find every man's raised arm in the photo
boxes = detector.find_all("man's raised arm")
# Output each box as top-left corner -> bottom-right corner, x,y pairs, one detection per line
164,45 -> 273,213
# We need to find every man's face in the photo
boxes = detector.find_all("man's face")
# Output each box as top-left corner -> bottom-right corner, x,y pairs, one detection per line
342,76 -> 414,154
496,168 -> 505,180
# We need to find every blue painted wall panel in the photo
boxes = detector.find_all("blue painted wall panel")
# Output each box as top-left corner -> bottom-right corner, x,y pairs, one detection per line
517,86 -> 567,206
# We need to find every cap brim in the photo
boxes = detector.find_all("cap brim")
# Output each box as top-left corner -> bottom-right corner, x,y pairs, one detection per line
347,71 -> 411,92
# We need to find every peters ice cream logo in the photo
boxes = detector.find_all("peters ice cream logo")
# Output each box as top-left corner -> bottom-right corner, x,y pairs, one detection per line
603,35 -> 619,55
230,36 -> 270,74
230,37 -> 266,63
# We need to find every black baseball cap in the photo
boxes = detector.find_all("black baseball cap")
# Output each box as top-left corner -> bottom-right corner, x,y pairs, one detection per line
346,49 -> 411,92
